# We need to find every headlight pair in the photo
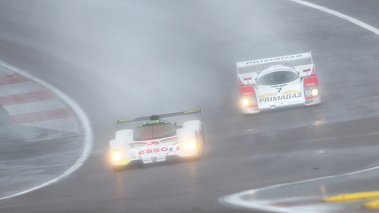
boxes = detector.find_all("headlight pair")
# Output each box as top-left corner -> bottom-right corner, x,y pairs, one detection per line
304,86 -> 320,98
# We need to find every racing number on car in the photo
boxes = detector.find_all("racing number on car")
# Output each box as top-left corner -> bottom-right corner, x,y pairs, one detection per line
276,87 -> 282,93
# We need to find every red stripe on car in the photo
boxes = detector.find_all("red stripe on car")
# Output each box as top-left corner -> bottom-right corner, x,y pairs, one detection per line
303,76 -> 319,87
311,65 -> 316,76
239,85 -> 256,96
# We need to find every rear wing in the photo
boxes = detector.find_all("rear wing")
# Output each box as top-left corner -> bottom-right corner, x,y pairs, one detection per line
117,109 -> 203,130
236,52 -> 313,74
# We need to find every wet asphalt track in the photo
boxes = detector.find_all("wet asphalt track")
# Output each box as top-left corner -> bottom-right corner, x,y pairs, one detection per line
0,0 -> 379,212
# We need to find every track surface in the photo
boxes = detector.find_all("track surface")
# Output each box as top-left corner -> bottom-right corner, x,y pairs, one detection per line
0,0 -> 379,212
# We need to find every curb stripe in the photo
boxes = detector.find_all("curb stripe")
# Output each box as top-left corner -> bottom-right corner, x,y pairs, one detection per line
0,74 -> 28,85
0,81 -> 45,96
11,108 -> 72,124
0,90 -> 54,105
4,99 -> 69,115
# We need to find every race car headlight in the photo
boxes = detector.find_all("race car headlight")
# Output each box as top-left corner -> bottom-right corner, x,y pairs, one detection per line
241,95 -> 257,107
242,98 -> 250,106
311,88 -> 319,96
185,140 -> 196,151
305,86 -> 320,98
112,149 -> 122,161
305,89 -> 311,97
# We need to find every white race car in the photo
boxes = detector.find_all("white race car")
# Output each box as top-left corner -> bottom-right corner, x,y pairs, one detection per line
109,109 -> 205,171
236,52 -> 321,113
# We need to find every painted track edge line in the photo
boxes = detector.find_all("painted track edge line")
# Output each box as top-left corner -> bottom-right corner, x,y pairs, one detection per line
289,0 -> 379,35
0,61 -> 93,200
220,192 -> 300,213
221,0 -> 379,211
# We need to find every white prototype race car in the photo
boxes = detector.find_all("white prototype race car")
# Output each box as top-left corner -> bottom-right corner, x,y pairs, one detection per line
236,52 -> 321,113
109,109 -> 205,170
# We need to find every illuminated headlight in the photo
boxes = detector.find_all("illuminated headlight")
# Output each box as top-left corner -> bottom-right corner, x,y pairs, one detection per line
311,88 -> 319,96
305,86 -> 320,97
241,95 -> 256,107
185,140 -> 196,151
112,150 -> 122,161
242,98 -> 250,106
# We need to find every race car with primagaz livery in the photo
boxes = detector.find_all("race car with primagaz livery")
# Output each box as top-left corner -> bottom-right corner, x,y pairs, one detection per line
236,52 -> 321,113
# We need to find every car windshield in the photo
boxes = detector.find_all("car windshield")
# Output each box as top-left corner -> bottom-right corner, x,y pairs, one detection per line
257,71 -> 299,85
133,121 -> 176,141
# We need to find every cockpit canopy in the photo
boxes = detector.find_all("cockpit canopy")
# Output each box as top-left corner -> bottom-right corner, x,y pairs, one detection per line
133,120 -> 176,141
257,70 -> 299,85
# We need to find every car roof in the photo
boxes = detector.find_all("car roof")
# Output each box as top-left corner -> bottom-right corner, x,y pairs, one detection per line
258,64 -> 297,77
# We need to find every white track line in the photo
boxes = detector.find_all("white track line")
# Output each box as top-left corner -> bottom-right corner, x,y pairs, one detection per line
222,158 -> 379,212
0,61 -> 93,200
222,0 -> 379,211
290,0 -> 379,36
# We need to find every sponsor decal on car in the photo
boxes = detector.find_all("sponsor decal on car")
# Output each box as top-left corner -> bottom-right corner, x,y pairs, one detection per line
244,54 -> 304,66
258,90 -> 302,99
184,109 -> 201,114
259,91 -> 302,103
306,82 -> 316,86
259,93 -> 277,99
138,146 -> 180,155
283,89 -> 301,95
139,120 -> 168,126
118,118 -> 136,122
